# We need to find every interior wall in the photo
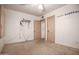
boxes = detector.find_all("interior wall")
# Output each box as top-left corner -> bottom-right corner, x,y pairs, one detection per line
0,5 -> 5,53
45,4 -> 79,49
4,8 -> 38,44
41,21 -> 46,39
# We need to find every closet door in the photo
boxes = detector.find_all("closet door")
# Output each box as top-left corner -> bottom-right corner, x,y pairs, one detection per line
47,16 -> 55,43
34,21 -> 41,42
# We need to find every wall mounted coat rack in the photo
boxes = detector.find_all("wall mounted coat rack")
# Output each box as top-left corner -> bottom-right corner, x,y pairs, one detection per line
20,18 -> 31,27
57,10 -> 79,18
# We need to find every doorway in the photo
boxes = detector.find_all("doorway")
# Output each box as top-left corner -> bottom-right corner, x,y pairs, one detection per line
47,16 -> 55,43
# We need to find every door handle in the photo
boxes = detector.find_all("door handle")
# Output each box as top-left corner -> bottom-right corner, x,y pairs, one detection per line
48,30 -> 49,32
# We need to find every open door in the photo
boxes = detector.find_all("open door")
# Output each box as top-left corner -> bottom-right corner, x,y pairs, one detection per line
47,16 -> 55,43
34,21 -> 41,42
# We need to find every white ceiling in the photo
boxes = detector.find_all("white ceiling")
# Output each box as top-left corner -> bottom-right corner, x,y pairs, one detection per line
4,4 -> 65,16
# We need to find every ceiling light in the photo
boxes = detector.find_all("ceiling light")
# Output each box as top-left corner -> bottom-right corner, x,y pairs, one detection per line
38,4 -> 43,10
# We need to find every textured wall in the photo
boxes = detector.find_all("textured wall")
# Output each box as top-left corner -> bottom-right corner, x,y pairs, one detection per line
4,8 -> 37,44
